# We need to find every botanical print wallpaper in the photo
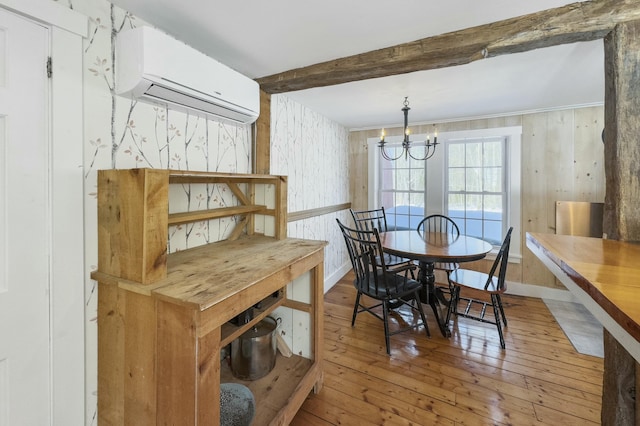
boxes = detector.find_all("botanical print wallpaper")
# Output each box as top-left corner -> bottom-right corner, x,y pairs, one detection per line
270,95 -> 352,355
56,0 -> 351,422
271,95 -> 352,286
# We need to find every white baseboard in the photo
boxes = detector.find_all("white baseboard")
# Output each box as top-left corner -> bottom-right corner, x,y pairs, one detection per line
505,280 -> 579,303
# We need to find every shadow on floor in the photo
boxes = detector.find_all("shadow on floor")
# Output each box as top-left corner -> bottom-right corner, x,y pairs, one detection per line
543,299 -> 604,358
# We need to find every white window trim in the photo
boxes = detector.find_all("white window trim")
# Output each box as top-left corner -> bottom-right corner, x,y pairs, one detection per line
367,126 -> 522,262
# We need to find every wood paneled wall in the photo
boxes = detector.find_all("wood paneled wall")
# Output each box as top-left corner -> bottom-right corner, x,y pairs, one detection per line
349,106 -> 604,289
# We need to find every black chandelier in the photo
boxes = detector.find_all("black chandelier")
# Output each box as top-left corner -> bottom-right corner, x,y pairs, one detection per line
378,97 -> 438,161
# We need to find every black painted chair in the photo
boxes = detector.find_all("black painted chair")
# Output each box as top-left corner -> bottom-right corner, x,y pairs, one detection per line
448,227 -> 514,349
337,219 -> 429,355
350,207 -> 415,275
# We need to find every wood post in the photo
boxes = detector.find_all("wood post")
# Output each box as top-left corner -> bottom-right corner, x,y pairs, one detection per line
603,19 -> 640,242
275,176 -> 288,239
602,330 -> 636,425
254,90 -> 271,174
97,168 -> 169,284
602,18 -> 640,426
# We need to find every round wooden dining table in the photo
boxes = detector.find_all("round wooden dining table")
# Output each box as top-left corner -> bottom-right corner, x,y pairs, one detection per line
379,230 -> 493,337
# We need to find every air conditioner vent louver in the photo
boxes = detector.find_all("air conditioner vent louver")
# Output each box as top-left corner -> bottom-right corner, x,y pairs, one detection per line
144,84 -> 256,124
116,26 -> 259,125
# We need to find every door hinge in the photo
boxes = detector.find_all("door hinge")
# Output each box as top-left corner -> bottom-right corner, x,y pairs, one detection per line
46,56 -> 52,78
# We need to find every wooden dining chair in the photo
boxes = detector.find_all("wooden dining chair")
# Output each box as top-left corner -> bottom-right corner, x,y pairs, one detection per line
337,219 -> 429,355
416,214 -> 460,303
448,227 -> 514,349
350,207 -> 415,275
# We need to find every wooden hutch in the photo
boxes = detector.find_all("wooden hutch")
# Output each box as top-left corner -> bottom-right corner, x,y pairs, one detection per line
91,168 -> 326,425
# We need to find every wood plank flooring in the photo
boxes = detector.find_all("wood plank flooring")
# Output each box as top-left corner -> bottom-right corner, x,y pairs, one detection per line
291,272 -> 603,425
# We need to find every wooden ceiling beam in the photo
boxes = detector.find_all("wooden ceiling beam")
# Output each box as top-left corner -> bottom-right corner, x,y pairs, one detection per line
256,0 -> 640,94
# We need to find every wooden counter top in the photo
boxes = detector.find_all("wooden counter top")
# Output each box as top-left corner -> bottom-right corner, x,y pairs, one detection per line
526,232 -> 640,360
93,235 -> 327,311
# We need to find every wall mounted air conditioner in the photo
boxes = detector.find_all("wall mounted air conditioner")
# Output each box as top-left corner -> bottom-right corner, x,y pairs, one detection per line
116,26 -> 259,124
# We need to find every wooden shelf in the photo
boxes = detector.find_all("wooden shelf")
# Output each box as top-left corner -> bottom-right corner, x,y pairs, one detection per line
220,291 -> 285,348
168,170 -> 283,184
97,168 -> 288,285
168,204 -> 267,226
220,354 -> 315,426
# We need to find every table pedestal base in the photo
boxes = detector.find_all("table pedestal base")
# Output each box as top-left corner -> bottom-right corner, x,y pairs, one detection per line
418,261 -> 451,337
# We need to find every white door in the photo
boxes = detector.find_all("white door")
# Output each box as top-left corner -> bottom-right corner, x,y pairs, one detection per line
0,9 -> 51,426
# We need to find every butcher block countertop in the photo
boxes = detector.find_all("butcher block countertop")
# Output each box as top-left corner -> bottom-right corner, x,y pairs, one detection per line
526,232 -> 640,361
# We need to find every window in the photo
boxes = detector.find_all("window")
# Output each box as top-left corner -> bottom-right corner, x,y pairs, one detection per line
446,136 -> 505,245
368,127 -> 521,259
378,143 -> 426,230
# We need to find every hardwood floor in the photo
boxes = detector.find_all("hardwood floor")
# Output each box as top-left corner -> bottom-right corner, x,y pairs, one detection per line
291,272 -> 603,425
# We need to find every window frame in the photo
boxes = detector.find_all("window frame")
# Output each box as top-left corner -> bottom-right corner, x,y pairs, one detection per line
367,126 -> 521,261
445,135 -> 507,246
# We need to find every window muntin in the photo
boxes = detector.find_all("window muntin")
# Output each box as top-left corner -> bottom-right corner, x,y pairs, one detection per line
446,137 -> 506,245
378,143 -> 426,230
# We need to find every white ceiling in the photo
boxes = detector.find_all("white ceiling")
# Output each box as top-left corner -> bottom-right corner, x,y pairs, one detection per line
110,0 -> 603,129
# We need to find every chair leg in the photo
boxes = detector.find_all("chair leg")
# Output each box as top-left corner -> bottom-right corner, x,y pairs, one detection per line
351,292 -> 362,326
446,286 -> 460,324
443,272 -> 454,324
382,300 -> 391,355
496,294 -> 507,327
491,294 -> 506,349
435,270 -> 453,304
